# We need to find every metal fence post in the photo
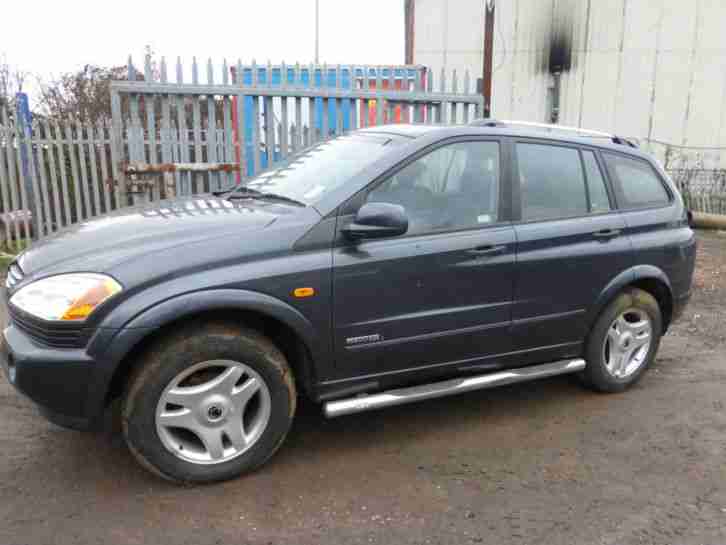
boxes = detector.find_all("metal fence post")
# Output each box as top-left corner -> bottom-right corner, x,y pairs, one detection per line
109,88 -> 128,209
15,93 -> 38,240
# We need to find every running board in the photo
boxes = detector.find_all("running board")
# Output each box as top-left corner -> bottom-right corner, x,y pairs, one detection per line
323,359 -> 586,418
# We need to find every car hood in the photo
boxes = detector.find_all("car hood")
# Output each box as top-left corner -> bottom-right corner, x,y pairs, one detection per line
17,195 -> 314,278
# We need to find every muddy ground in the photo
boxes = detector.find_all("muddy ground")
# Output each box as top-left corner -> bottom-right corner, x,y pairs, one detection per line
1,232 -> 725,545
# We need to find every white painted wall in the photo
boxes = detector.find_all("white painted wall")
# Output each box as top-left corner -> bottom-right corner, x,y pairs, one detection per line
413,0 -> 726,167
414,0 -> 485,90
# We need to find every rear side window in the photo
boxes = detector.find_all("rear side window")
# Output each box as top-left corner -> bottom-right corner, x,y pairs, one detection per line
603,153 -> 670,209
516,143 -> 587,221
581,151 -> 612,213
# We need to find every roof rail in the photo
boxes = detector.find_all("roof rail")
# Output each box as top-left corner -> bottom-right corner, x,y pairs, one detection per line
469,119 -> 638,147
469,118 -> 505,128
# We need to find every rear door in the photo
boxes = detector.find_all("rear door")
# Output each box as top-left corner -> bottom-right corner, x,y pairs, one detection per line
510,140 -> 633,365
330,138 -> 516,381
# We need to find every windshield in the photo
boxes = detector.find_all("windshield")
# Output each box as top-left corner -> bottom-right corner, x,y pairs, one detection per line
237,134 -> 399,205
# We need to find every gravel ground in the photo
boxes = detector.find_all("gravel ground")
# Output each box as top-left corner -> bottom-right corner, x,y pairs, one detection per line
1,231 -> 725,545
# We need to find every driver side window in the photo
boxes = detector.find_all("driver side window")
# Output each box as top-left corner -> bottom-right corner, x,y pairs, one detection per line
366,141 -> 500,236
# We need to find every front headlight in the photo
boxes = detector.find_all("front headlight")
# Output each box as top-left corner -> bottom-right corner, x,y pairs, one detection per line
9,273 -> 122,322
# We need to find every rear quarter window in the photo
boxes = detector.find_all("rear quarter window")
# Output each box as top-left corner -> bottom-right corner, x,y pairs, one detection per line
603,153 -> 670,209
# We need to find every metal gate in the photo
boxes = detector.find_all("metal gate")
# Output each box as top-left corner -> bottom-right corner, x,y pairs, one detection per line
109,56 -> 485,205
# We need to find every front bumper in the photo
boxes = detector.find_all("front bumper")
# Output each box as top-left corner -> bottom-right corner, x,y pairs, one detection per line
1,323 -> 97,430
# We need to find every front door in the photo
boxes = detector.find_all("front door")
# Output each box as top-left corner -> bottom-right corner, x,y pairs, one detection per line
331,139 -> 516,381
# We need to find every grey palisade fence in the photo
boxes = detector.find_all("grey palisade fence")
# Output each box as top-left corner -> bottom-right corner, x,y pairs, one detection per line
108,56 -> 485,205
0,56 -> 485,247
0,105 -> 118,249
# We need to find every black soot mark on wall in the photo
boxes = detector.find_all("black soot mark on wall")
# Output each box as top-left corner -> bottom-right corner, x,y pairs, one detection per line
540,7 -> 575,74
548,26 -> 573,73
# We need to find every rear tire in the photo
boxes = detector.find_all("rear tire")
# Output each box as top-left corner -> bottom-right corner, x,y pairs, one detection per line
122,322 -> 296,484
580,288 -> 662,393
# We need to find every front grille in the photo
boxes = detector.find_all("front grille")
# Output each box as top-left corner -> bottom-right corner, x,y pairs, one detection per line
8,304 -> 91,348
6,262 -> 24,289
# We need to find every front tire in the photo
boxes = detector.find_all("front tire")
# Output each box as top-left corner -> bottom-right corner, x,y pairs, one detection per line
122,322 -> 296,484
580,288 -> 662,393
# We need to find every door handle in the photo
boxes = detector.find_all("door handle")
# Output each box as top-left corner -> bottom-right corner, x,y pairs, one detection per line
466,245 -> 507,256
592,228 -> 621,239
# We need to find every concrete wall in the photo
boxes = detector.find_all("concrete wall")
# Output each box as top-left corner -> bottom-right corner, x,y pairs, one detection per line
414,0 -> 485,89
412,0 -> 726,167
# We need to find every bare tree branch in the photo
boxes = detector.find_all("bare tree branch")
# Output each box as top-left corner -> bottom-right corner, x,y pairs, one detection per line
36,64 -> 128,123
0,53 -> 29,111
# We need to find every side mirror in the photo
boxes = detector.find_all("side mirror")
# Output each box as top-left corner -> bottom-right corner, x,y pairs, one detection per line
341,202 -> 409,240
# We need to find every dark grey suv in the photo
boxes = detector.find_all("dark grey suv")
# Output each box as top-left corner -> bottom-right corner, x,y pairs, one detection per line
1,121 -> 696,483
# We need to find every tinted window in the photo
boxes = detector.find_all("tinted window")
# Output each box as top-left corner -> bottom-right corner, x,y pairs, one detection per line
517,144 -> 587,221
582,151 -> 612,213
603,153 -> 670,209
242,134 -> 399,205
367,141 -> 499,236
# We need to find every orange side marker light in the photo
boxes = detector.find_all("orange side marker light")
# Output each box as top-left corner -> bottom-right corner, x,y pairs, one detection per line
293,287 -> 315,298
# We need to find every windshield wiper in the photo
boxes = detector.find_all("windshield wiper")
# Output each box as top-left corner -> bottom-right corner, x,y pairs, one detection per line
222,187 -> 264,199
211,185 -> 246,198
223,187 -> 305,207
256,193 -> 306,207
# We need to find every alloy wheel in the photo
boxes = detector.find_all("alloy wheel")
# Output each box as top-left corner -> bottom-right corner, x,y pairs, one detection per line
155,360 -> 271,465
602,308 -> 653,379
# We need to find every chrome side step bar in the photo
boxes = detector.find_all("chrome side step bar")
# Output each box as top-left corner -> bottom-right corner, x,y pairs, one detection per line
323,359 -> 586,418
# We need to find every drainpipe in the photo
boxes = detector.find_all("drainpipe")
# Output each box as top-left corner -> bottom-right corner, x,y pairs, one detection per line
551,70 -> 561,124
405,0 -> 415,65
482,0 -> 495,118
315,0 -> 320,64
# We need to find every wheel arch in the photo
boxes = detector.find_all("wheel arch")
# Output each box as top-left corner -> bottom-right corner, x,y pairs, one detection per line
589,266 -> 674,334
93,289 -> 323,414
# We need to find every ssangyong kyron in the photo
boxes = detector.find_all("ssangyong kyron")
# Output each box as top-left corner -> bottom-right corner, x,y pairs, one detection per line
1,121 -> 696,483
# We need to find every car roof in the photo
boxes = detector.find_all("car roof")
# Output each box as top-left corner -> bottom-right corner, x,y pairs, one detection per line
356,124 -> 449,139
355,122 -> 652,160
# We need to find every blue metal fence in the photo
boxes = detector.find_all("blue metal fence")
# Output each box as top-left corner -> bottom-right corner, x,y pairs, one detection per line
233,64 -> 426,172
